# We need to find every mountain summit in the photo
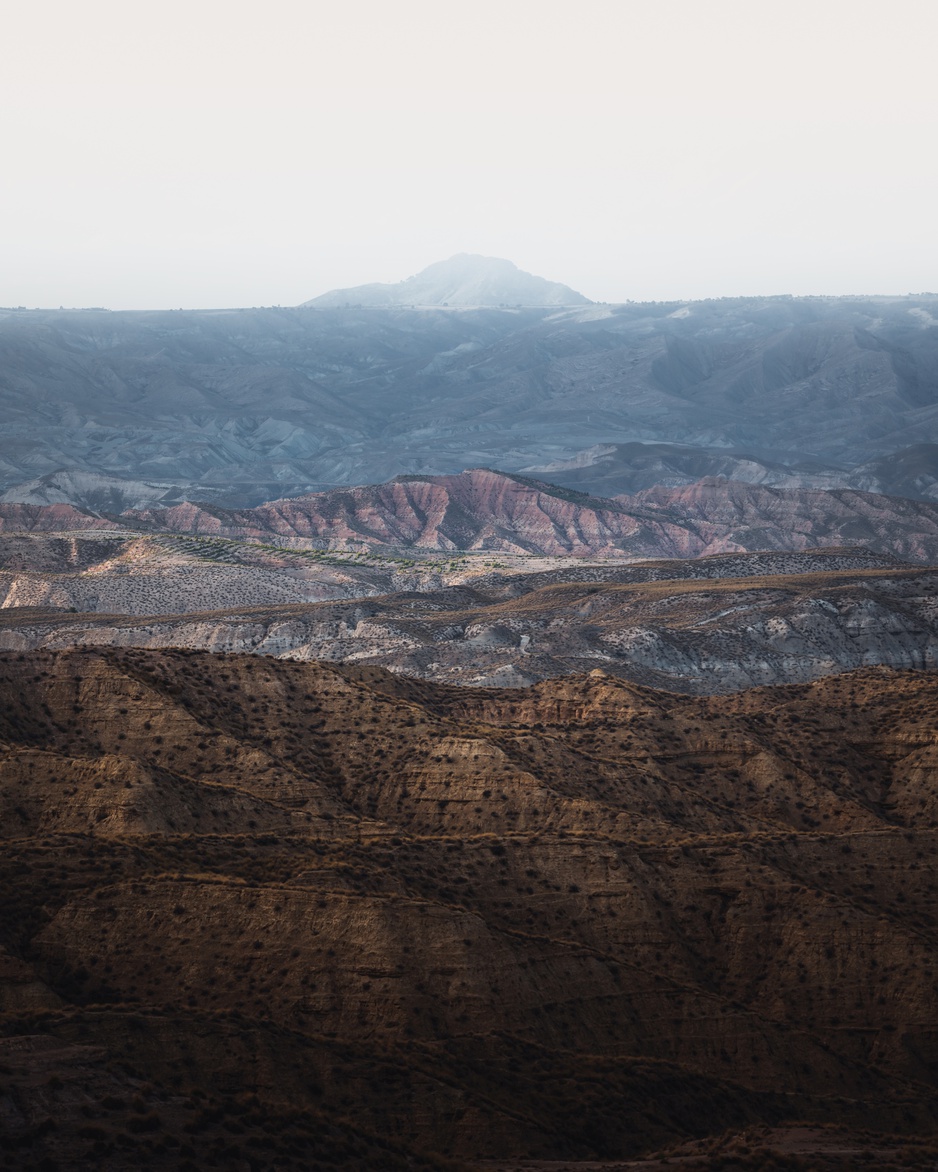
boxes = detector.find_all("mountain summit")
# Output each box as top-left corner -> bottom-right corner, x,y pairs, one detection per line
302,253 -> 591,308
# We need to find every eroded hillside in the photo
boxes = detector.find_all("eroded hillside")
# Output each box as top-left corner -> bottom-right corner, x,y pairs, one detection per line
2,648 -> 938,1166
3,546 -> 936,693
8,468 -> 938,567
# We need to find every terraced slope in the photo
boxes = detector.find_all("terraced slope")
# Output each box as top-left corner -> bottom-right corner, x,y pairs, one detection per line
2,648 -> 938,1165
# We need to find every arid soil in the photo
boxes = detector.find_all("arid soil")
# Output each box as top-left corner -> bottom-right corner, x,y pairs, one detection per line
2,648 -> 938,1165
0,532 -> 414,614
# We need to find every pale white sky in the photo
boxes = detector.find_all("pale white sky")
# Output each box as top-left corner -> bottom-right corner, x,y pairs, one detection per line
2,0 -> 936,309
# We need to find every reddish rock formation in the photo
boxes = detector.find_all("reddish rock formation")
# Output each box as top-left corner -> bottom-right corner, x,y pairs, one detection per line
128,470 -> 705,556
632,477 -> 938,562
0,501 -> 123,534
7,469 -> 938,563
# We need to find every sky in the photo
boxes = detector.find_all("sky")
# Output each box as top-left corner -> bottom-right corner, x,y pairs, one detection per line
2,0 -> 937,309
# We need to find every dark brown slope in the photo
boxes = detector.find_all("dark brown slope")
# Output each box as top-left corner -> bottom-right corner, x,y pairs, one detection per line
2,648 -> 938,1166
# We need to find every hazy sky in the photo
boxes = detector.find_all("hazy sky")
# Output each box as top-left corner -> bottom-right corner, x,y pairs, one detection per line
3,0 -> 936,309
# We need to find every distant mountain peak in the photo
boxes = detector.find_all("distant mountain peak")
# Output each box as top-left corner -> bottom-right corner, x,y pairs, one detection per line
302,254 -> 591,308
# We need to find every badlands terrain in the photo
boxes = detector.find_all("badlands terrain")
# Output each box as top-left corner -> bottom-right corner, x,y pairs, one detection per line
7,468 -> 938,562
1,540 -> 937,693
2,468 -> 938,695
3,648 -> 938,1167
3,259 -> 938,1167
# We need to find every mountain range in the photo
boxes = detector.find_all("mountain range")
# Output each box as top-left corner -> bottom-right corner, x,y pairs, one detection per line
2,269 -> 938,506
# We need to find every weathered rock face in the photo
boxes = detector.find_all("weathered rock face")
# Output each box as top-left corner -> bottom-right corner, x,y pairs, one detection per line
107,468 -> 938,562
3,647 -> 938,1162
126,470 -> 938,561
118,469 -> 693,556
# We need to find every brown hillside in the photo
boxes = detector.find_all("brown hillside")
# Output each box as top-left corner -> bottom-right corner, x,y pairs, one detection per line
2,648 -> 938,1166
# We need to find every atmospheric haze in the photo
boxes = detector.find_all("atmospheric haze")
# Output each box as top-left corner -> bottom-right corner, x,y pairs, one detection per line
3,0 -> 937,309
